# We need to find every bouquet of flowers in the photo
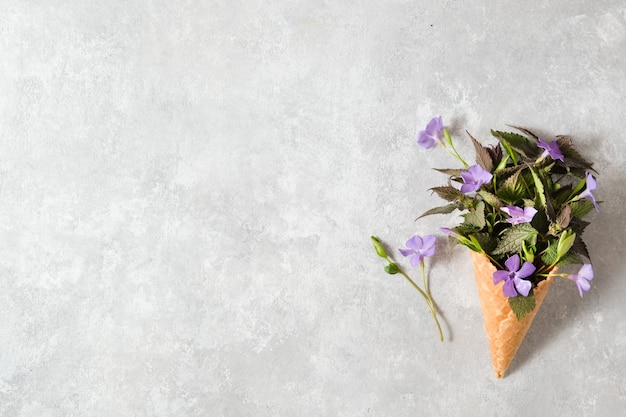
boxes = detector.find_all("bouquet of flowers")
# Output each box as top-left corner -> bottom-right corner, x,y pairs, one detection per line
373,116 -> 599,378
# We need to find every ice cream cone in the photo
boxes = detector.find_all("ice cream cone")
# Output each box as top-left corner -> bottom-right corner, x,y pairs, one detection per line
470,251 -> 556,378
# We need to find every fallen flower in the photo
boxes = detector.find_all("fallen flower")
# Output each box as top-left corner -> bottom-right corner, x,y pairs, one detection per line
399,234 -> 436,267
417,116 -> 444,149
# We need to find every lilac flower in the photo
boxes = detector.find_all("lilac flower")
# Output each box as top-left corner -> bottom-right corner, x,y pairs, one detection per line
417,116 -> 444,149
579,171 -> 600,212
500,205 -> 538,224
537,138 -> 565,162
460,164 -> 493,194
568,264 -> 594,297
399,234 -> 436,267
492,254 -> 536,297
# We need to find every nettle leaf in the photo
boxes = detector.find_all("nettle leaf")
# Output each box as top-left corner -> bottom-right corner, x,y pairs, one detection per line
478,190 -> 503,208
417,203 -> 458,219
430,186 -> 463,202
474,232 -> 497,253
571,235 -> 591,261
467,131 -> 494,172
541,241 -> 558,265
569,217 -> 590,235
570,200 -> 595,219
509,125 -> 540,142
509,292 -> 536,321
454,223 -> 482,235
463,201 -> 486,229
492,130 -> 541,159
556,135 -> 595,172
434,168 -> 463,178
492,223 -> 538,256
497,169 -> 527,204
556,252 -> 583,267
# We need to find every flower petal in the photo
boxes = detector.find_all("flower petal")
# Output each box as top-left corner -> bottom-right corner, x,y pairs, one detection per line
502,279 -> 518,297
409,254 -> 422,267
398,248 -> 414,257
417,131 -> 435,149
516,261 -> 536,279
578,264 -> 594,281
405,235 -> 423,251
493,270 -> 510,285
514,278 -> 532,297
504,254 -> 520,273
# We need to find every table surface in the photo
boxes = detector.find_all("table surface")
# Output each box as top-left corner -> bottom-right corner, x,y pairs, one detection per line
1,1 -> 625,416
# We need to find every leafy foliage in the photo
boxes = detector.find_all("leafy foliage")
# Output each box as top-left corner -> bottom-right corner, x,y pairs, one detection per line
423,125 -> 599,320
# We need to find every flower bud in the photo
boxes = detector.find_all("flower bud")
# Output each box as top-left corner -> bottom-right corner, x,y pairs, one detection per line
371,236 -> 388,258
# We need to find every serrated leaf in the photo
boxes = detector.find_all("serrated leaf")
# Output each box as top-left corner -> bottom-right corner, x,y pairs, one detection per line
417,204 -> 458,219
556,135 -> 595,172
569,217 -> 590,235
463,201 -> 486,229
508,292 -> 536,321
541,241 -> 559,265
430,186 -> 463,202
556,252 -> 583,267
473,232 -> 497,253
478,190 -> 503,208
570,200 -> 595,218
571,236 -> 591,261
467,131 -> 494,172
492,223 -> 538,255
492,130 -> 541,159
497,169 -> 527,204
508,125 -> 540,142
434,168 -> 463,178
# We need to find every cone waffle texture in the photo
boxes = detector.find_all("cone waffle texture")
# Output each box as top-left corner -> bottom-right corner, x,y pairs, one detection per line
470,251 -> 555,378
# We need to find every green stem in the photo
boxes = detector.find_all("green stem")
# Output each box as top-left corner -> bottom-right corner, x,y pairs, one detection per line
383,256 -> 444,342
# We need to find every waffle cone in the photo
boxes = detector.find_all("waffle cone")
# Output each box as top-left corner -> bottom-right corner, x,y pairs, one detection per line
470,251 -> 555,378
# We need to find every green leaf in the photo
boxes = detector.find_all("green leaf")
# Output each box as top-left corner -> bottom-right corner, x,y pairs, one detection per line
492,223 -> 538,256
570,200 -> 595,219
430,186 -> 463,202
385,263 -> 399,274
556,252 -> 583,267
474,232 -> 497,253
463,201 -> 486,229
509,125 -> 540,141
541,241 -> 558,265
497,169 -> 526,204
467,131 -> 494,172
491,130 -> 541,159
478,190 -> 503,208
528,165 -> 546,210
508,292 -> 536,321
434,168 -> 463,178
417,204 -> 458,219
556,136 -> 595,171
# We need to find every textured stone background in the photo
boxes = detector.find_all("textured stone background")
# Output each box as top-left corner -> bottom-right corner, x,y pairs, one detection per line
1,1 -> 625,416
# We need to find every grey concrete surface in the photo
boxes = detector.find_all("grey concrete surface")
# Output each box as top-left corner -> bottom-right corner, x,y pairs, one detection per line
1,1 -> 625,416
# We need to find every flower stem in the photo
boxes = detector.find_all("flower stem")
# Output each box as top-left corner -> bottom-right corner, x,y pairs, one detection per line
394,262 -> 444,342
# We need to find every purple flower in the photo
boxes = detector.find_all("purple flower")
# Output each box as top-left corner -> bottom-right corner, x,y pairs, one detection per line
399,234 -> 436,267
500,205 -> 538,224
492,254 -> 536,297
417,116 -> 444,149
568,264 -> 594,297
537,138 -> 565,162
579,171 -> 600,212
460,164 -> 493,194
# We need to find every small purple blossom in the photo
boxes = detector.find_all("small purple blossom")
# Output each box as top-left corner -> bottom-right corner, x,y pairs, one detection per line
460,164 -> 493,194
537,138 -> 565,162
568,264 -> 594,297
417,116 -> 444,149
399,234 -> 436,267
492,254 -> 536,297
500,205 -> 538,225
579,171 -> 600,212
